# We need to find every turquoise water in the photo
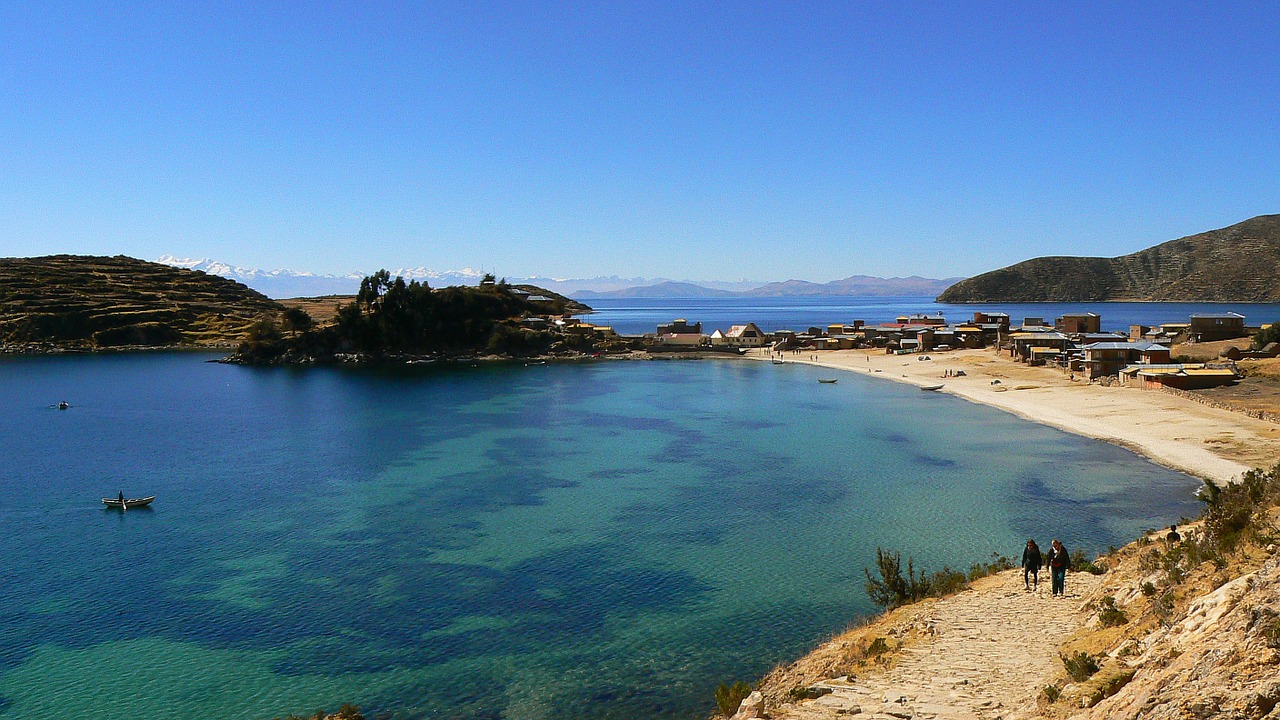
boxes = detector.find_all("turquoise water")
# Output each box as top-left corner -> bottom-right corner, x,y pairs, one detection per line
0,353 -> 1201,719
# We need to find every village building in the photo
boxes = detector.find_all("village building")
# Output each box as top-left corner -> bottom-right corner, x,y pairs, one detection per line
709,323 -> 766,348
1189,312 -> 1247,342
1120,364 -> 1240,390
1056,312 -> 1101,334
1080,341 -> 1171,379
653,318 -> 708,347
971,311 -> 1011,329
896,313 -> 946,326
656,319 -> 702,335
1007,331 -> 1071,362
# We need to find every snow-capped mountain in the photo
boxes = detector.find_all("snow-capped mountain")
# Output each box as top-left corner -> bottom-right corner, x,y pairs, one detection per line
156,256 -> 768,298
157,255 -> 368,298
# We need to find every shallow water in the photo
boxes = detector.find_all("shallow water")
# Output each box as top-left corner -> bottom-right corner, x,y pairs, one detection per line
0,353 -> 1201,719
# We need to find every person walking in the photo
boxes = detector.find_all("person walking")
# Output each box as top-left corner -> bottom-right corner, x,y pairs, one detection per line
1047,539 -> 1071,596
1021,539 -> 1042,591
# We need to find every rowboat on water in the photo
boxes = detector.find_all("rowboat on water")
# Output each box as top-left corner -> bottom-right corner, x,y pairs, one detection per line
818,378 -> 838,384
102,496 -> 155,509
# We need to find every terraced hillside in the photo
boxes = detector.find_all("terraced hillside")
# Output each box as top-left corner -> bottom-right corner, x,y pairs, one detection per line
938,214 -> 1280,302
0,255 -> 282,348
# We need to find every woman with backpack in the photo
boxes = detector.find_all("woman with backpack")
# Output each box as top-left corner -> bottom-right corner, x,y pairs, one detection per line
1021,539 -> 1042,591
1047,539 -> 1071,596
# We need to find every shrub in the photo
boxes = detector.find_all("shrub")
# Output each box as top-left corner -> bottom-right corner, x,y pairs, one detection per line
1141,581 -> 1157,596
1097,596 -> 1128,627
1200,466 -> 1280,553
865,636 -> 890,658
1061,651 -> 1100,682
1073,551 -> 1106,575
967,553 -> 1015,581
1154,591 -> 1176,626
863,548 -> 971,609
1043,685 -> 1061,703
714,681 -> 753,717
928,566 -> 969,597
864,547 -> 928,609
1252,322 -> 1280,350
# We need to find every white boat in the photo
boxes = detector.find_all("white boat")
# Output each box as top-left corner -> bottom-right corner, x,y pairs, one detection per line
919,384 -> 944,391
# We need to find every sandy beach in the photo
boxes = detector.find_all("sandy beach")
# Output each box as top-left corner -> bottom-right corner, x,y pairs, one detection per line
746,347 -> 1280,485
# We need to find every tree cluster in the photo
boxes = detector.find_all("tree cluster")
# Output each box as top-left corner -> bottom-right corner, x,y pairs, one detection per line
236,270 -> 569,362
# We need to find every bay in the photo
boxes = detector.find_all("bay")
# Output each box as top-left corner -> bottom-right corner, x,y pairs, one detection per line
0,352 -> 1201,719
580,295 -> 1280,336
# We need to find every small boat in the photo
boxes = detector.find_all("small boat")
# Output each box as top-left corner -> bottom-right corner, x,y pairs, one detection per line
772,358 -> 786,364
102,496 -> 155,509
818,378 -> 838,384
57,401 -> 70,410
919,384 -> 945,392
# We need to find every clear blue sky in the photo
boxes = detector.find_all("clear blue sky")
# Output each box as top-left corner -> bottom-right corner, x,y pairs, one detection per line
2,2 -> 1277,281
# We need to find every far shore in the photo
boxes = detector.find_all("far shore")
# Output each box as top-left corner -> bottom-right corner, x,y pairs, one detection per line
743,347 -> 1280,485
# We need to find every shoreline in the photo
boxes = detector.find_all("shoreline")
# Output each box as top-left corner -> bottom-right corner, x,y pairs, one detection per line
743,347 -> 1280,485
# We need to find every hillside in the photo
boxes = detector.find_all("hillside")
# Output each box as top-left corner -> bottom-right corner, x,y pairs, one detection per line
0,255 -> 282,348
937,214 -> 1280,302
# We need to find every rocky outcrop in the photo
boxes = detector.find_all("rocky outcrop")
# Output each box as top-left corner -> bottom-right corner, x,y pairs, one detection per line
937,214 -> 1280,302
1068,551 -> 1280,720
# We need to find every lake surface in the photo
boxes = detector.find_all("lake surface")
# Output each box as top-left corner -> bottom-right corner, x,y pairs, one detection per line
580,295 -> 1280,336
0,352 -> 1202,719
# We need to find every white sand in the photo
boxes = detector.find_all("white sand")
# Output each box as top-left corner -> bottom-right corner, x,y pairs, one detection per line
747,348 -> 1280,485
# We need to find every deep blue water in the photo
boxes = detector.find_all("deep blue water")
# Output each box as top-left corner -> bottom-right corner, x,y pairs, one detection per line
580,295 -> 1280,336
0,352 -> 1202,719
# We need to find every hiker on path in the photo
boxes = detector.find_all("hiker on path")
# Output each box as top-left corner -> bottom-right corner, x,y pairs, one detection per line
1166,524 -> 1182,544
1047,539 -> 1071,596
1021,539 -> 1042,591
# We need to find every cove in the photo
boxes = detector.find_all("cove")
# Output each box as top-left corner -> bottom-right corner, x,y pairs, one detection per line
0,353 -> 1201,719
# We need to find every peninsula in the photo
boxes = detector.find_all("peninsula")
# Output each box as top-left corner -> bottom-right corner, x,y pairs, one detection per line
0,254 -> 280,350
937,214 -> 1280,303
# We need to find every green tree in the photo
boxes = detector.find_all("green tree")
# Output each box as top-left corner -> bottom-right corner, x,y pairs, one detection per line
281,307 -> 314,337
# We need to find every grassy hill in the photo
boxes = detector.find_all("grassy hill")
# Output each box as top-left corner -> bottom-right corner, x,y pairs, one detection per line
938,214 -> 1280,302
0,255 -> 282,348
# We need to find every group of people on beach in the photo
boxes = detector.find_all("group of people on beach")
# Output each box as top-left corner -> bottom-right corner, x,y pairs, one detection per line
1020,539 -> 1072,596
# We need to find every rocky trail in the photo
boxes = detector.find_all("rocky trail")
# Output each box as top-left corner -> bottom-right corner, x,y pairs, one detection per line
769,571 -> 1103,720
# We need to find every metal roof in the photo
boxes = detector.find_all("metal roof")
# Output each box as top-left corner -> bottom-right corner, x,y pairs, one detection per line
1082,342 -> 1169,351
1182,368 -> 1238,376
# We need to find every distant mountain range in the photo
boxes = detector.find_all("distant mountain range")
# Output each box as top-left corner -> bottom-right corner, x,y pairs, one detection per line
157,256 -> 961,300
936,214 -> 1280,302
574,275 -> 964,299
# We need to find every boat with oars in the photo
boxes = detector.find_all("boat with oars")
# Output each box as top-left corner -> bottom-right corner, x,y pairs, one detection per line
102,495 -> 155,510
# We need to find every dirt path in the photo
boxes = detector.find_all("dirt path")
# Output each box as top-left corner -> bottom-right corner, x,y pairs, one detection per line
773,570 -> 1102,720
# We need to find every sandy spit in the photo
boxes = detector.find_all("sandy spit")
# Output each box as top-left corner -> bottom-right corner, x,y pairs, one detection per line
744,347 -> 1280,485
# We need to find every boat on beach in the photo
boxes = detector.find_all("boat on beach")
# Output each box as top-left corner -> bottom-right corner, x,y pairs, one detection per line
102,495 -> 155,509
919,384 -> 944,391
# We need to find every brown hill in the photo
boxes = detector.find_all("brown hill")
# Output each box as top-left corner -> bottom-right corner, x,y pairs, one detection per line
937,214 -> 1280,302
0,255 -> 282,348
